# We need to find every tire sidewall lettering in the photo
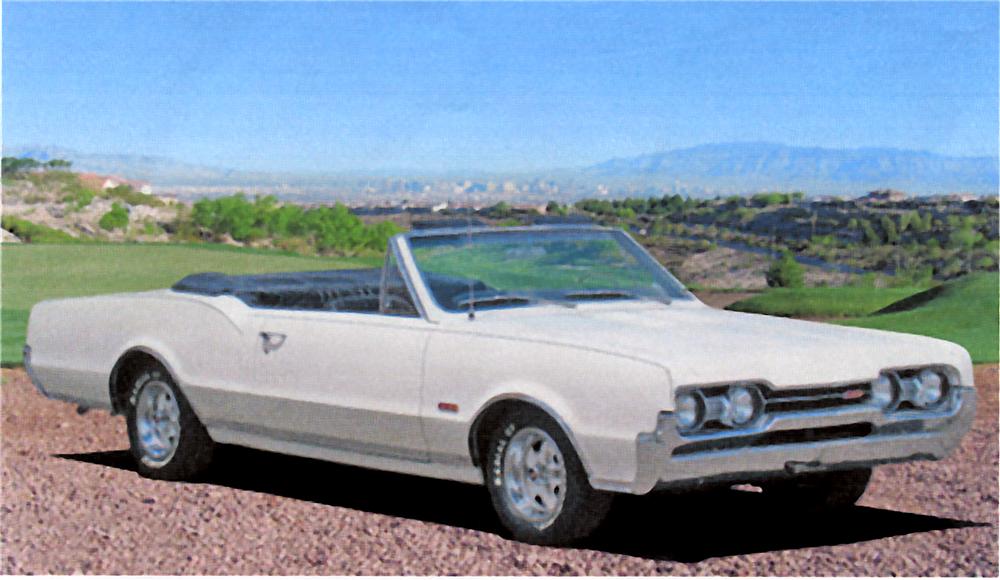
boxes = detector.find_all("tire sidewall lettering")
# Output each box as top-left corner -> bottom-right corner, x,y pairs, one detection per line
490,421 -> 521,487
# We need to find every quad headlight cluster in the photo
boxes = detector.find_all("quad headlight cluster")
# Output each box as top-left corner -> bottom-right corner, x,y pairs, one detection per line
672,367 -> 954,435
674,384 -> 764,433
871,367 -> 951,412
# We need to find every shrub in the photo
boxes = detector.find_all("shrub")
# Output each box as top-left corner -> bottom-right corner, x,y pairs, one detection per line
99,203 -> 129,231
2,157 -> 41,176
975,256 -> 995,270
860,220 -> 880,246
274,236 -> 315,255
187,193 -> 401,253
545,200 -> 568,216
484,201 -> 513,219
891,266 -> 934,287
63,187 -> 95,210
880,215 -> 899,245
103,184 -> 164,207
141,219 -> 164,236
766,252 -> 805,288
948,226 -> 983,250
1,215 -> 77,243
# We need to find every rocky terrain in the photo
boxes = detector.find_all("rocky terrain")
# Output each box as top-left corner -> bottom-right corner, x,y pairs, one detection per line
2,365 -> 996,575
644,237 -> 852,290
2,172 -> 179,243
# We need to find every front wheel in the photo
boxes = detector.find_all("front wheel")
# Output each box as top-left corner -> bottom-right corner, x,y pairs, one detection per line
126,363 -> 215,480
484,408 -> 612,545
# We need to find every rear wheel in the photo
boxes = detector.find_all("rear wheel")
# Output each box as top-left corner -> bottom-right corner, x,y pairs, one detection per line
764,468 -> 872,510
484,407 -> 612,545
126,363 -> 214,480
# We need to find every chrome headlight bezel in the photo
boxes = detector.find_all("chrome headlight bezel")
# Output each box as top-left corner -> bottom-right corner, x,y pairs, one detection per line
913,368 -> 945,408
674,383 -> 764,433
721,384 -> 763,427
875,366 -> 955,413
870,373 -> 899,410
674,391 -> 706,431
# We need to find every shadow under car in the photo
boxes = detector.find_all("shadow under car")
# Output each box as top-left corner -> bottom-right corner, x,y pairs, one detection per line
57,445 -> 985,563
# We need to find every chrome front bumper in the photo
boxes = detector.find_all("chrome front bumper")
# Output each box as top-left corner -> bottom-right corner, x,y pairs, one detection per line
629,385 -> 976,494
22,345 -> 50,397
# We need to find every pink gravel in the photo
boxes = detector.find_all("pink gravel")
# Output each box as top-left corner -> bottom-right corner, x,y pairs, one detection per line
2,366 -> 996,575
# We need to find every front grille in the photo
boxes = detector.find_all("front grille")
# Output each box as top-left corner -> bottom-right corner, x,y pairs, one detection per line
673,422 -> 873,456
763,383 -> 870,414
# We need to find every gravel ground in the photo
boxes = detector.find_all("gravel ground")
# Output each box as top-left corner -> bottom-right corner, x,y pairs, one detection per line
2,365 -> 996,575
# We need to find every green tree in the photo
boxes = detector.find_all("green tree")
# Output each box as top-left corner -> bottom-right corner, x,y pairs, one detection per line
99,202 -> 129,231
545,200 -> 568,216
898,211 -> 918,234
860,220 -> 880,246
765,252 -> 805,288
487,201 -> 513,219
880,215 -> 899,244
45,159 -> 72,170
948,226 -> 983,250
2,157 -> 40,176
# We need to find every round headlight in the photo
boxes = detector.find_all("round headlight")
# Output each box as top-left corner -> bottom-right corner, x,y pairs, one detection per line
871,374 -> 897,409
913,369 -> 944,408
675,392 -> 705,431
724,385 -> 759,427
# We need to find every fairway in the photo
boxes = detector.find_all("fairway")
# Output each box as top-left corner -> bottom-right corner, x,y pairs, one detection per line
726,275 -> 998,364
1,243 -> 380,365
839,273 -> 999,364
726,286 -> 928,318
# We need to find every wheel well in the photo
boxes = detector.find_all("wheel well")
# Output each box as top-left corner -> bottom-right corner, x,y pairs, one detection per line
109,350 -> 166,415
468,399 -> 557,469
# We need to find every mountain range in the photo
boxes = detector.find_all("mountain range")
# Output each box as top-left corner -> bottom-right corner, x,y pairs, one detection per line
6,142 -> 998,197
587,142 -> 998,195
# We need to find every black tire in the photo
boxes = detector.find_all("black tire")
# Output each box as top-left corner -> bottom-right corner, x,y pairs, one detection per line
483,407 -> 613,545
125,362 -> 214,480
764,467 -> 872,511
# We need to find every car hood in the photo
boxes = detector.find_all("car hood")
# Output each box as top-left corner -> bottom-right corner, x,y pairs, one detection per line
465,301 -> 973,388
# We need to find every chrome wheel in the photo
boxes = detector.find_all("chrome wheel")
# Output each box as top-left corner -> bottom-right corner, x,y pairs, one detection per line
502,427 -> 567,528
135,380 -> 181,466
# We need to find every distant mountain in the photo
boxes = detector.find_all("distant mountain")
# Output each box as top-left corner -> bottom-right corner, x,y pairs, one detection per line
7,142 -> 998,197
3,145 -> 264,186
587,142 -> 999,195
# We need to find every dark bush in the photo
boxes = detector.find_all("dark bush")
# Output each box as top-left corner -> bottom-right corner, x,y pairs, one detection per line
766,252 -> 805,288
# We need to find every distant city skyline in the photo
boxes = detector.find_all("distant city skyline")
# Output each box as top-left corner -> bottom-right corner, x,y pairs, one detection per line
4,2 -> 998,173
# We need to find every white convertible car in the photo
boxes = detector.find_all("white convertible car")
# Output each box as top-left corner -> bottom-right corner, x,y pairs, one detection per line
26,225 -> 975,544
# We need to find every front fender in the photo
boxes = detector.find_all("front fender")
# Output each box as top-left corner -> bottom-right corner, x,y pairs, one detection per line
422,330 -> 673,490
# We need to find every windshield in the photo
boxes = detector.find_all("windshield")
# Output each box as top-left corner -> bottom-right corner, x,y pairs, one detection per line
407,228 -> 691,312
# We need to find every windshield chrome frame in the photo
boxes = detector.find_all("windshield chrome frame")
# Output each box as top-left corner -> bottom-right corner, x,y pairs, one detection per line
387,234 -> 436,322
395,225 -> 696,320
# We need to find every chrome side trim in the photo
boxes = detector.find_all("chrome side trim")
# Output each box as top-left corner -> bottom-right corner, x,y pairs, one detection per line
209,424 -> 483,486
616,386 -> 976,495
209,420 -> 429,463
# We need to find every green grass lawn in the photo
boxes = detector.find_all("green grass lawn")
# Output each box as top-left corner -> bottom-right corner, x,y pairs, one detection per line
1,243 -> 380,365
726,275 -> 999,364
839,273 -> 999,364
726,286 -> 928,318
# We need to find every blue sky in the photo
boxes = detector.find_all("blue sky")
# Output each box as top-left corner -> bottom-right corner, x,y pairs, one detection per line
3,2 -> 998,172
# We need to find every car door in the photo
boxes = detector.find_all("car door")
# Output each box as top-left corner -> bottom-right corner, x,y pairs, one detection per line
227,259 -> 432,462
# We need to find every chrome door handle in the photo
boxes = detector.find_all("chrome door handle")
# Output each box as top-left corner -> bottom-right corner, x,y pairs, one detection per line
260,332 -> 287,354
